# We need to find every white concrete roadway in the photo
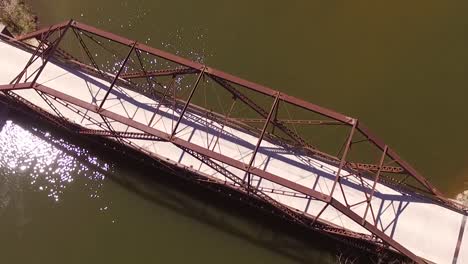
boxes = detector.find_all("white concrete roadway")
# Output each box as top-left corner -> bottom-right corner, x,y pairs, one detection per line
0,39 -> 466,264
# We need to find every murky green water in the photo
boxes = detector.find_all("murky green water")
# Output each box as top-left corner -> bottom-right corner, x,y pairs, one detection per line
2,1 -> 468,263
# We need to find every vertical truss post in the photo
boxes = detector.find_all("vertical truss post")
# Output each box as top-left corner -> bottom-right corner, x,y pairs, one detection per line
31,19 -> 74,86
134,49 -> 154,89
329,119 -> 357,199
98,41 -> 137,110
362,145 -> 388,225
271,100 -> 280,135
172,75 -> 177,131
148,76 -> 176,127
171,68 -> 205,137
210,99 -> 237,152
245,93 -> 280,188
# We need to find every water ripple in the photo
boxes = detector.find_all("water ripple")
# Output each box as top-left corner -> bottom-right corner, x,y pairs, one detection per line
0,120 -> 110,205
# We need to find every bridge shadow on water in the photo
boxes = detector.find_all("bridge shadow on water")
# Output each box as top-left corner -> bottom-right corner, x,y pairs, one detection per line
0,102 -> 348,264
0,88 -> 413,263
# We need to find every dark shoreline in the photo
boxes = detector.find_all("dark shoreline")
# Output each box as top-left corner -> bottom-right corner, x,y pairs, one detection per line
0,0 -> 37,36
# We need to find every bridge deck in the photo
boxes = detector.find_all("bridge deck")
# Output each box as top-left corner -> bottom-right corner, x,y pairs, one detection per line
0,37 -> 467,264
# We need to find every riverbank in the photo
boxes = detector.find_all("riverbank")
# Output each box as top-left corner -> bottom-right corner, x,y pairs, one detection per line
456,190 -> 468,206
0,0 -> 36,36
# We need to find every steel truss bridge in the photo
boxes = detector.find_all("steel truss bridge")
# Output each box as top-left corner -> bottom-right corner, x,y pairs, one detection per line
0,20 -> 467,264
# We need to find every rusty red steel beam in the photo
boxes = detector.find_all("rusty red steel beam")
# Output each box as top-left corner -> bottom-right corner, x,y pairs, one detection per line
228,117 -> 344,125
329,121 -> 357,199
271,99 -> 280,135
349,162 -> 404,173
0,82 -> 33,91
14,20 -> 71,41
98,41 -> 136,110
79,129 -> 163,141
245,93 -> 280,187
362,145 -> 388,225
120,67 -> 198,79
17,83 -> 425,263
171,68 -> 205,137
66,21 -> 354,124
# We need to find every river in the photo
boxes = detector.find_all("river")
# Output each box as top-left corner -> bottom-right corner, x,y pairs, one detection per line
2,1 -> 468,263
